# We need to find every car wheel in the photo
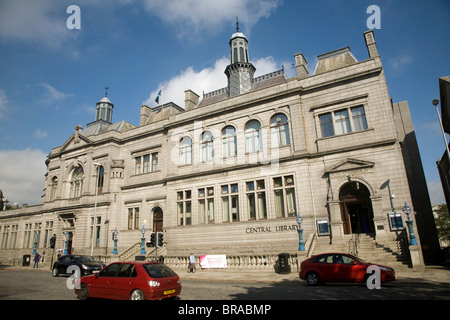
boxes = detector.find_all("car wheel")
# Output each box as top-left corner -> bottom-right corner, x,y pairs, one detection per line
130,289 -> 146,300
78,284 -> 89,301
306,272 -> 320,286
52,268 -> 59,277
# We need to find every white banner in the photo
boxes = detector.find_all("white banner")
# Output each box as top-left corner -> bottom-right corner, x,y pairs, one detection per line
199,255 -> 227,269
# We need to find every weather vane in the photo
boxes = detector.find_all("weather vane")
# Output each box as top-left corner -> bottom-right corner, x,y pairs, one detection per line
105,85 -> 109,97
236,16 -> 239,32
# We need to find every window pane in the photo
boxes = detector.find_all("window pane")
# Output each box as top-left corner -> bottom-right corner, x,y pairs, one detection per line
334,110 -> 350,135
351,106 -> 368,131
177,203 -> 184,225
222,197 -> 230,222
320,113 -> 334,138
257,192 -> 267,219
286,188 -> 296,217
185,202 -> 192,225
246,181 -> 255,191
231,196 -> 239,221
274,190 -> 285,218
247,193 -> 256,220
198,199 -> 205,224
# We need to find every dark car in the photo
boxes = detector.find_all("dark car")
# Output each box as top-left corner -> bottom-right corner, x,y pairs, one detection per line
52,255 -> 105,277
299,252 -> 395,286
75,261 -> 182,300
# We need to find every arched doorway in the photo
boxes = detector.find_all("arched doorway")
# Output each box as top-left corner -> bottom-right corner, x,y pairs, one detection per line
153,207 -> 163,233
339,182 -> 375,234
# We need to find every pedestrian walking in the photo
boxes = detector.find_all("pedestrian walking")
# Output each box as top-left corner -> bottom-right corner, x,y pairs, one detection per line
188,253 -> 196,273
33,252 -> 41,268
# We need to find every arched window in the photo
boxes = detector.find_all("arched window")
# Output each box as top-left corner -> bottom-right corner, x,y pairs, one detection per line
245,120 -> 262,152
270,114 -> 290,147
50,176 -> 58,201
180,136 -> 192,165
70,167 -> 84,198
222,126 -> 237,157
201,131 -> 214,162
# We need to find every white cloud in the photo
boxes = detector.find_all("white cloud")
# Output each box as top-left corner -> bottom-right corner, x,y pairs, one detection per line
0,148 -> 47,206
0,0 -> 72,48
0,89 -> 9,120
140,0 -> 283,37
34,129 -> 48,139
143,56 -> 280,108
39,83 -> 74,105
390,50 -> 413,71
427,181 -> 445,205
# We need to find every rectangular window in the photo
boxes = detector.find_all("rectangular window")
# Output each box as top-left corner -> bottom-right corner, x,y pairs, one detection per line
23,223 -> 31,248
44,221 -> 53,248
135,153 -> 159,175
273,175 -> 297,218
127,208 -> 139,230
319,106 -> 368,138
222,184 -> 239,222
199,187 -> 214,224
177,190 -> 192,226
246,180 -> 267,220
91,217 -> 102,247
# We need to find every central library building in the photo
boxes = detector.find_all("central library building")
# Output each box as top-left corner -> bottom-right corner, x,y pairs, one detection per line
0,28 -> 441,270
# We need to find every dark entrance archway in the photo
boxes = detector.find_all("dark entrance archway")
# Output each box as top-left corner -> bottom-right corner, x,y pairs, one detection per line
339,182 -> 375,234
152,207 -> 163,233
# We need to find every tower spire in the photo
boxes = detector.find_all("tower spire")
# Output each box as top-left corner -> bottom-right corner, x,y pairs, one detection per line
236,16 -> 239,32
105,85 -> 109,97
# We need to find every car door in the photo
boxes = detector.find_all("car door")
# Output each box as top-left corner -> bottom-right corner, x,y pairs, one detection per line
333,254 -> 366,282
91,263 -> 121,299
110,263 -> 138,300
60,256 -> 73,274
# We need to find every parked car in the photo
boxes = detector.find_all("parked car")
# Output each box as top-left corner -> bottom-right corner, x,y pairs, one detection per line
75,261 -> 182,300
52,255 -> 105,277
299,252 -> 395,285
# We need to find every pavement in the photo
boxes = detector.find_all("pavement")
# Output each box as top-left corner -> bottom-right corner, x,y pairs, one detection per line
173,265 -> 450,285
2,264 -> 450,285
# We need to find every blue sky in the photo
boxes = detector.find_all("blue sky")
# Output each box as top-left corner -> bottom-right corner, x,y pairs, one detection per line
0,0 -> 449,206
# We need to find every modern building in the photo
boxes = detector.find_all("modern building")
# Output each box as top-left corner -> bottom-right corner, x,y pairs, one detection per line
0,28 -> 440,270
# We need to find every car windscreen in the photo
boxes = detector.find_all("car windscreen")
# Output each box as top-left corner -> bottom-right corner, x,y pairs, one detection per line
143,263 -> 177,278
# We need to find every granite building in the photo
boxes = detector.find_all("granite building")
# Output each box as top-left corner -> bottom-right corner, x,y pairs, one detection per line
0,28 -> 439,269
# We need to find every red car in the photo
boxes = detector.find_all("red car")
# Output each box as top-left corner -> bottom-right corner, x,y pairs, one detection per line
75,261 -> 181,300
299,253 -> 395,286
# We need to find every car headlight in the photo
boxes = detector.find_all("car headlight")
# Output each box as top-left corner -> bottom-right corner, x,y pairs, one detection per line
148,281 -> 160,287
379,266 -> 392,272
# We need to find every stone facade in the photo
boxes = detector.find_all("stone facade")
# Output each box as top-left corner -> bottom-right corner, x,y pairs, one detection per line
0,30 -> 435,268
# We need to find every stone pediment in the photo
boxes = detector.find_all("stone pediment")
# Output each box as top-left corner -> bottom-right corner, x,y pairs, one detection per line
325,158 -> 374,174
59,128 -> 92,153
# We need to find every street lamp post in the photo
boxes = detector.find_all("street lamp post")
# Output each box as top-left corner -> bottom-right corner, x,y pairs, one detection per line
91,162 -> 101,256
113,228 -> 118,255
32,232 -> 39,254
297,213 -> 305,251
140,226 -> 146,254
403,202 -> 418,246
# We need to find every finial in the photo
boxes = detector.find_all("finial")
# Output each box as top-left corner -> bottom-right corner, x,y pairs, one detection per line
105,85 -> 109,97
236,16 -> 239,32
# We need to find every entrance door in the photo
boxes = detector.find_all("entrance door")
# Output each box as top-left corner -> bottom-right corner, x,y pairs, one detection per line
339,182 -> 374,234
153,207 -> 163,233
